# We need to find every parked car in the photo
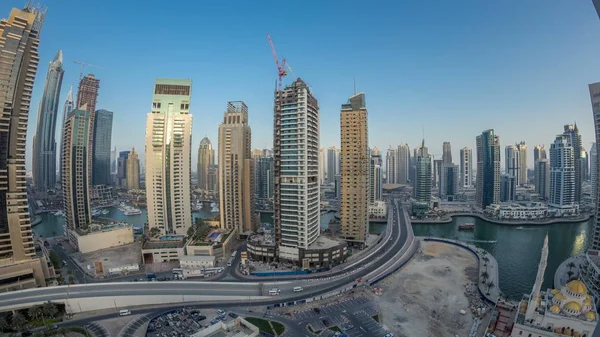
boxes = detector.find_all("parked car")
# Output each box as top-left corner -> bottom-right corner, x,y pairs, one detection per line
228,312 -> 239,318
313,308 -> 321,314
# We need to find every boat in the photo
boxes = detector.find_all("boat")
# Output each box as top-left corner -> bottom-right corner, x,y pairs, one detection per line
53,210 -> 64,217
458,223 -> 475,230
192,201 -> 201,213
124,209 -> 142,216
516,226 -> 523,230
101,209 -> 110,215
211,202 -> 219,213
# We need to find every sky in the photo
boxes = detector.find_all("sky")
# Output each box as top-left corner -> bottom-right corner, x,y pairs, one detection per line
3,0 -> 600,170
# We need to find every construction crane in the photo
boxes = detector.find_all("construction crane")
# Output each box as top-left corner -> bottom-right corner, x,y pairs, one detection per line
73,61 -> 103,81
266,33 -> 287,90
286,63 -> 296,79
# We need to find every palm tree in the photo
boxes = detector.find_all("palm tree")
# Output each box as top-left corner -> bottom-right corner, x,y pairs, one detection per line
487,281 -> 495,295
27,306 -> 43,322
481,271 -> 489,284
567,262 -> 576,272
0,316 -> 10,332
41,302 -> 58,319
567,270 -> 574,280
11,312 -> 26,331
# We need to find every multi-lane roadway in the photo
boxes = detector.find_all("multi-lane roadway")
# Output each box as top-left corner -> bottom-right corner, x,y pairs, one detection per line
0,199 -> 414,313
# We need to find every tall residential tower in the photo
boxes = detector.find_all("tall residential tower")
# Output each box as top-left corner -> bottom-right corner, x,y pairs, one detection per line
476,129 -> 501,209
197,137 -> 215,191
92,109 -> 113,185
460,147 -> 473,188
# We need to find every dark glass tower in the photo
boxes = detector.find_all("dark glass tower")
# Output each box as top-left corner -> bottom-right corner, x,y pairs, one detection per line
476,129 -> 500,209
92,109 -> 113,185
32,50 -> 64,192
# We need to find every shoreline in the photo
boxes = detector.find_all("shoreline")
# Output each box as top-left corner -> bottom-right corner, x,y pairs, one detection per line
412,212 -> 592,226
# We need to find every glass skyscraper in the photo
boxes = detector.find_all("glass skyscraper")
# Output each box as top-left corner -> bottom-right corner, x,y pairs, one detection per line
476,129 -> 501,209
92,109 -> 113,185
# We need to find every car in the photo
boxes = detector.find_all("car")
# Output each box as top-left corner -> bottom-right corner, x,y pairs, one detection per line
342,324 -> 354,331
228,312 -> 238,318
217,309 -> 225,315
322,319 -> 330,327
210,319 -> 219,325
196,315 -> 207,321
384,333 -> 394,337
313,308 -> 320,314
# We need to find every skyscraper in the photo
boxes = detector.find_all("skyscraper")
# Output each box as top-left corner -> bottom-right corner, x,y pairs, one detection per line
442,141 -> 452,165
340,93 -> 369,246
516,141 -> 528,186
92,109 -> 113,186
255,154 -> 274,200
32,50 -> 64,192
563,124 -> 582,203
582,146 -> 589,184
0,4 -> 49,289
273,78 -> 320,253
145,79 -> 193,236
500,174 -> 516,202
326,146 -> 339,185
218,101 -> 255,233
535,159 -> 550,200
58,87 -> 73,183
318,147 -> 327,185
534,145 -> 547,163
397,144 -> 410,184
414,140 -> 432,203
197,137 -> 215,191
386,147 -> 397,184
549,134 -> 575,209
432,159 -> 442,189
126,148 -> 140,190
62,108 -> 92,236
476,129 -> 501,209
441,164 -> 459,200
505,145 -> 520,181
110,146 -> 117,174
592,143 -> 598,203
589,82 -> 600,250
76,74 -> 100,192
370,153 -> 383,203
117,151 -> 129,188
459,147 -> 473,188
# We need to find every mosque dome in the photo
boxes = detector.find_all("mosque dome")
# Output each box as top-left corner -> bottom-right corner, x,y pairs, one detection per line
586,311 -> 597,321
565,280 -> 588,295
550,305 -> 560,314
551,289 -> 560,295
565,301 -> 582,314
553,293 -> 566,302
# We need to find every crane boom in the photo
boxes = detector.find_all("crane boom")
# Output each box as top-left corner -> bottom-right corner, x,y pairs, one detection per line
73,61 -> 103,81
266,33 -> 287,90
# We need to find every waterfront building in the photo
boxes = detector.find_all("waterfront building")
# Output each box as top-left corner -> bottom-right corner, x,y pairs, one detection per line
386,146 -> 397,184
563,124 -> 583,203
397,144 -> 410,184
92,109 -> 113,186
326,146 -> 339,185
476,129 -> 501,209
511,235 -> 598,337
535,159 -> 550,200
517,141 -> 528,186
589,82 -> 600,251
91,184 -> 113,206
117,151 -> 129,188
549,134 -> 577,216
255,155 -> 274,200
197,137 -> 215,192
500,174 -> 516,202
460,147 -> 473,188
126,148 -> 140,190
340,92 -> 369,247
0,5 -> 55,291
76,74 -> 100,192
59,87 -> 74,183
218,101 -> 256,234
368,200 -> 387,219
505,144 -> 520,182
62,108 -> 92,245
592,143 -> 598,203
442,141 -> 452,165
369,154 -> 383,203
414,140 -> 432,204
145,79 -> 193,236
440,164 -> 459,201
32,50 -> 64,192
319,146 -> 326,185
485,202 -> 547,220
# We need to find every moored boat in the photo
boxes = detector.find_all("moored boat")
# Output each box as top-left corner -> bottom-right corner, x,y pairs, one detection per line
458,223 -> 475,230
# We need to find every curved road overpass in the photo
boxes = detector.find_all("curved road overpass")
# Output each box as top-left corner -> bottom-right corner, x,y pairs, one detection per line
0,200 -> 415,314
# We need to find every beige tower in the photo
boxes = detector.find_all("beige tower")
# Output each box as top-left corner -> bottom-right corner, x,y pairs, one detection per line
145,79 -> 193,236
218,101 -> 255,234
197,137 -> 215,191
340,93 -> 369,247
126,148 -> 140,190
0,5 -> 49,290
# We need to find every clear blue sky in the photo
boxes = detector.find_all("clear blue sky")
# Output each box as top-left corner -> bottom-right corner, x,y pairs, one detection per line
3,0 -> 600,170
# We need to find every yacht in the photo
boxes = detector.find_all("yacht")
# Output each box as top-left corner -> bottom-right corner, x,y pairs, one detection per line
53,210 -> 64,217
192,201 -> 201,213
124,208 -> 142,216
101,209 -> 110,215
211,202 -> 219,213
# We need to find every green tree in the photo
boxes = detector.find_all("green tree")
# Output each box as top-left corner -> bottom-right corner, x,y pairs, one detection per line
27,306 -> 43,322
486,281 -> 495,295
41,302 -> 58,319
567,261 -> 576,272
11,312 -> 26,331
567,270 -> 574,280
68,274 -> 75,284
56,275 -> 64,284
481,271 -> 489,284
0,316 -> 10,332
150,227 -> 160,238
48,252 -> 60,269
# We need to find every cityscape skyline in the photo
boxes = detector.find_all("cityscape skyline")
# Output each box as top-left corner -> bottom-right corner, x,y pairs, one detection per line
2,1 -> 600,171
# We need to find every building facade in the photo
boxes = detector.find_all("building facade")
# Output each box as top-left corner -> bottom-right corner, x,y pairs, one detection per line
273,78 -> 321,263
563,124 -> 583,203
218,101 -> 256,234
197,137 -> 215,191
414,141 -> 432,204
516,141 -> 528,186
58,87 -> 73,183
32,50 -> 64,192
145,79 -> 193,236
505,144 -> 520,182
589,82 -> 600,251
396,144 -> 410,184
339,93 -> 369,246
92,109 -> 113,186
549,134 -> 576,211
500,174 -> 516,202
460,147 -> 473,188
255,155 -> 274,200
476,129 -> 501,209
117,150 -> 129,188
386,147 -> 397,184
441,164 -> 459,200
369,153 -> 383,203
534,144 -> 548,163
442,141 -> 452,165
76,74 -> 100,193
592,143 -> 598,203
126,147 -> 140,190
326,146 -> 339,185
535,159 -> 550,200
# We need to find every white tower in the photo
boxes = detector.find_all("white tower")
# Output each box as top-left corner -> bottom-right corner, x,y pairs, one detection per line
526,233 -> 549,318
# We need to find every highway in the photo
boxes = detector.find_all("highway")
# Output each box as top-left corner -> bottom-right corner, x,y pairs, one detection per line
0,199 -> 414,313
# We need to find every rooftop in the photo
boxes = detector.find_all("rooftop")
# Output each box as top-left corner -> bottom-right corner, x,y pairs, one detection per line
307,235 -> 345,250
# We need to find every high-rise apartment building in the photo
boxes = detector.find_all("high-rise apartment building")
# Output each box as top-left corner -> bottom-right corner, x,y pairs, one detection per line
92,109 -> 113,186
0,5 -> 50,290
460,147 -> 473,188
273,78 -> 320,254
582,147 -> 589,184
340,93 -> 369,246
414,141 -> 432,203
549,134 -> 575,209
58,87 -> 73,183
505,145 -> 520,181
110,146 -> 117,174
592,143 -> 598,203
441,164 -> 459,199
535,159 -> 550,200
534,145 -> 547,163
117,151 -> 129,188
197,137 -> 215,191
218,101 -> 255,233
476,129 -> 501,209
76,74 -> 100,192
516,141 -> 528,186
396,144 -> 410,184
500,174 -> 516,202
32,50 -> 64,192
255,155 -> 274,200
370,153 -> 383,203
61,108 -> 92,238
442,141 -> 452,165
433,159 -> 442,189
126,148 -> 140,190
145,79 -> 193,236
318,147 -> 326,185
589,82 -> 600,250
563,124 -> 582,203
326,146 -> 339,185
386,147 -> 397,184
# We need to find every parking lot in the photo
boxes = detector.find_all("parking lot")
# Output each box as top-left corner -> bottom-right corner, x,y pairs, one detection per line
145,308 -> 236,337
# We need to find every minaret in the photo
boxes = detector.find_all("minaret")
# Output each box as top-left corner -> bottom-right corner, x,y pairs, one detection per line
526,233 -> 549,318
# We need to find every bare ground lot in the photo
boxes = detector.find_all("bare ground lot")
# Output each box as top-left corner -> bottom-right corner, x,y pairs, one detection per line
374,240 -> 484,337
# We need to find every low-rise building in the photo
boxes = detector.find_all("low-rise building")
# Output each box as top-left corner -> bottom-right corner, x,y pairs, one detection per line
369,200 -> 387,219
67,223 -> 134,253
485,202 -> 547,220
142,236 -> 186,264
190,317 -> 259,337
547,204 -> 580,217
180,255 -> 216,270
